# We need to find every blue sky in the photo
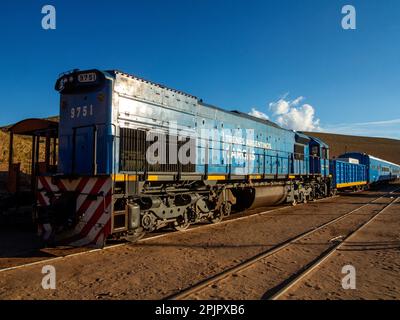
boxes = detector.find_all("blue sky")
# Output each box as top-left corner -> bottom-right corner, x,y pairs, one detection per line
1,0 -> 399,138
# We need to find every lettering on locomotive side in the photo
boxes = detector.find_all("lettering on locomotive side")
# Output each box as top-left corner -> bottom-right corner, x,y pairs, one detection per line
144,122 -> 271,168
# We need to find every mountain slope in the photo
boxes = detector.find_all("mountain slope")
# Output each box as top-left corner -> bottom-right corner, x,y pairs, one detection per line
305,132 -> 400,164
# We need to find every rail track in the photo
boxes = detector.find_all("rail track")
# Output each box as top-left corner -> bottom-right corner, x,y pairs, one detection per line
0,187 -> 393,274
166,187 -> 400,300
0,193 -> 340,273
269,195 -> 399,300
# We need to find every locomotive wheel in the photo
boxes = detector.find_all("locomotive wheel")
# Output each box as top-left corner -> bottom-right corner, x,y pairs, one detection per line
210,201 -> 231,224
210,211 -> 223,224
297,192 -> 305,204
222,202 -> 232,217
142,212 -> 157,232
174,214 -> 191,231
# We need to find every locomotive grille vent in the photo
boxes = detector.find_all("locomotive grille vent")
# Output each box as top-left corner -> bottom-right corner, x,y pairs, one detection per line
119,128 -> 195,173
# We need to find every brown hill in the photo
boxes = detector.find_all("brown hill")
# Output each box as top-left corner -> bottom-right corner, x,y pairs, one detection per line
0,115 -> 58,174
305,132 -> 400,164
0,130 -> 37,173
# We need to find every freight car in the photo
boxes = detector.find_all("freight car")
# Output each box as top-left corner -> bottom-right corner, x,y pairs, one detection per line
329,158 -> 367,191
35,69 -> 332,247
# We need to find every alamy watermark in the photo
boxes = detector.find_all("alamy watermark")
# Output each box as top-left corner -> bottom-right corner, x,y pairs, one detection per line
342,5 -> 356,30
341,264 -> 356,290
41,5 -> 56,30
41,265 -> 56,290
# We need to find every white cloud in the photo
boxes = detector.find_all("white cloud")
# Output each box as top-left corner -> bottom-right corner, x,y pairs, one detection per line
251,93 -> 399,140
290,96 -> 305,106
321,118 -> 400,139
269,99 -> 290,115
248,108 -> 269,120
268,96 -> 321,131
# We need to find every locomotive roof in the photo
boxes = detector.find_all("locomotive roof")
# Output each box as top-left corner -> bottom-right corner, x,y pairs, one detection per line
341,152 -> 400,167
368,154 -> 400,167
107,69 -> 286,131
107,70 -> 198,100
229,110 -> 284,129
304,135 -> 329,148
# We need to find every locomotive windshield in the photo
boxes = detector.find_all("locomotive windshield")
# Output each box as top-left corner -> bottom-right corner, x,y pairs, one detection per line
55,69 -> 106,94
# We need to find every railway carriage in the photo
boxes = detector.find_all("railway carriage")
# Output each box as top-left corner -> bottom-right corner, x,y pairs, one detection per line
35,69 -> 332,247
339,152 -> 400,184
329,158 -> 367,190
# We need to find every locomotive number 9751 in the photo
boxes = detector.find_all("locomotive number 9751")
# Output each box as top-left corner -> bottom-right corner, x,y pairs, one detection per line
78,72 -> 97,83
70,105 -> 93,119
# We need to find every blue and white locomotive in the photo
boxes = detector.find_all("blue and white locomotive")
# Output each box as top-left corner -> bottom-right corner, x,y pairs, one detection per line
35,69 -> 398,247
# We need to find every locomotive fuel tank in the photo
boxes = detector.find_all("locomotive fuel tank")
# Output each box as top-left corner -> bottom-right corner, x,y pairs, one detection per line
233,185 -> 288,210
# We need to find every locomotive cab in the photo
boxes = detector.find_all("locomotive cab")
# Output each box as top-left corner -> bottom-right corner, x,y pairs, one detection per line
55,69 -> 114,176
308,136 -> 329,177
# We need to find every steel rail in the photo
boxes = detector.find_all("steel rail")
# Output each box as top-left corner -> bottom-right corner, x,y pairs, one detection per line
269,194 -> 399,300
166,187 -> 399,300
0,194 -> 341,273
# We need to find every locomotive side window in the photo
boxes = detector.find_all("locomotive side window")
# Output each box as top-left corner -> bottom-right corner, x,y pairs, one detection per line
294,144 -> 305,160
311,145 -> 319,156
322,147 -> 328,159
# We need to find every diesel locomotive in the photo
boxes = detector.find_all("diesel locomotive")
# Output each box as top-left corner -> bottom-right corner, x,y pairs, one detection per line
34,69 -> 400,247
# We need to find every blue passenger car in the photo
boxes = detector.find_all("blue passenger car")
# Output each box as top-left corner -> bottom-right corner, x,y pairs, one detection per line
339,152 -> 400,184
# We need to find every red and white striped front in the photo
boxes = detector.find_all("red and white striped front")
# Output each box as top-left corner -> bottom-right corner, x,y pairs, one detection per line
37,176 -> 112,247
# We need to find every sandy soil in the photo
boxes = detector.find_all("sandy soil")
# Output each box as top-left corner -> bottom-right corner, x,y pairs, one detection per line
187,193 -> 397,299
0,186 -> 397,300
281,197 -> 400,300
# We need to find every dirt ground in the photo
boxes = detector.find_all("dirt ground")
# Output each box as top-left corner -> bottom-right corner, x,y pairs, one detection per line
188,192 -> 398,300
282,198 -> 400,300
0,186 -> 399,300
